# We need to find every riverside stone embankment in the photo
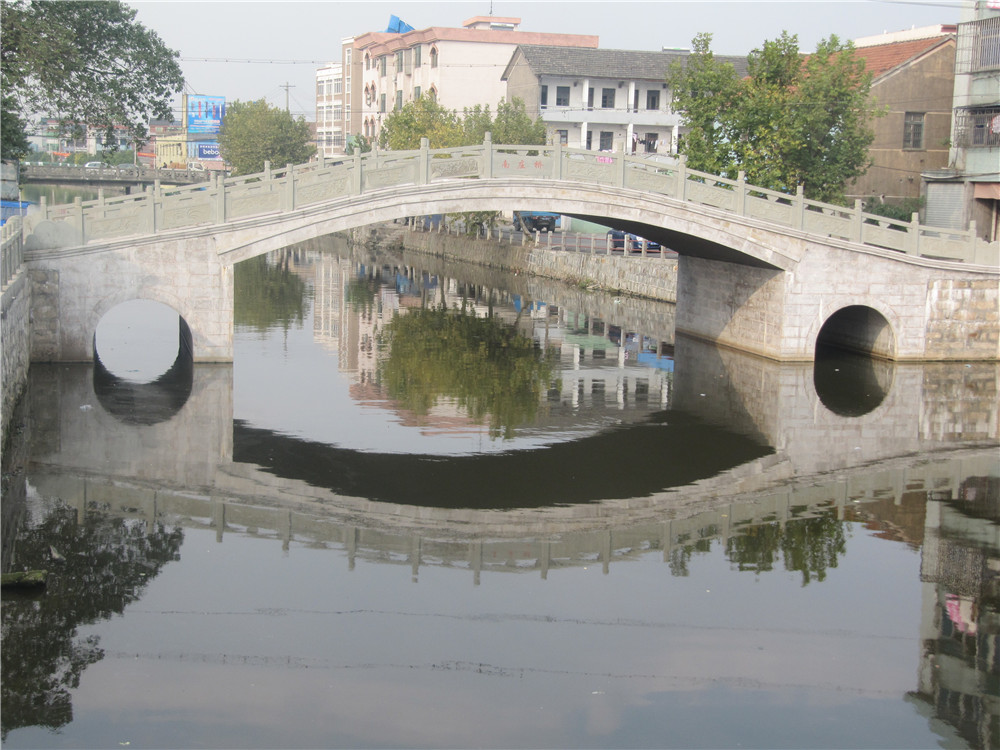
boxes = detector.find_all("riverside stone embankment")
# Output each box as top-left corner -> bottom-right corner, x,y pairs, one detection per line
382,225 -> 678,303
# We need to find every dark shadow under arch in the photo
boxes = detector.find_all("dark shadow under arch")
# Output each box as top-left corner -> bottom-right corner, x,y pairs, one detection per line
816,305 -> 896,359
93,317 -> 194,425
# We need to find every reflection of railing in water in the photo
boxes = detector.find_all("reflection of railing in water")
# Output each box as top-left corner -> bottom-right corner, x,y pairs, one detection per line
30,448 -> 996,585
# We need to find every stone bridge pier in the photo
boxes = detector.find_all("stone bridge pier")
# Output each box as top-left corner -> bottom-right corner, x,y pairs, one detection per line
675,238 -> 999,361
29,235 -> 232,362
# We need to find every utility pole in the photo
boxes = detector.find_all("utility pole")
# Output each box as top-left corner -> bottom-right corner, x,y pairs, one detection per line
280,82 -> 294,113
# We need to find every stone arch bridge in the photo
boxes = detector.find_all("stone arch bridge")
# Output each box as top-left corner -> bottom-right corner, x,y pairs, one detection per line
8,137 -> 999,363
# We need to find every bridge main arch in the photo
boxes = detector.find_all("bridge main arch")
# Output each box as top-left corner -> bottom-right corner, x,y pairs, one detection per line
22,153 -> 999,363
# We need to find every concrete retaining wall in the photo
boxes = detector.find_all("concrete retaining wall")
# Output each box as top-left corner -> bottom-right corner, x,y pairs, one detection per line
398,229 -> 678,303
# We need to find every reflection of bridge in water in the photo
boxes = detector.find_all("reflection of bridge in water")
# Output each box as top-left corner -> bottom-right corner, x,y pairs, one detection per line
25,330 -> 998,556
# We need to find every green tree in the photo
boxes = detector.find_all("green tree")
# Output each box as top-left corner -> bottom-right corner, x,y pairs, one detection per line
218,99 -> 316,176
379,97 -> 463,150
667,31 -> 878,203
345,133 -> 373,155
490,98 -> 547,146
665,33 -> 741,177
0,0 -> 184,160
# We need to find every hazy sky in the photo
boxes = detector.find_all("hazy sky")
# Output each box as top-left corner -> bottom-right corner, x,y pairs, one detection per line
128,0 -> 965,120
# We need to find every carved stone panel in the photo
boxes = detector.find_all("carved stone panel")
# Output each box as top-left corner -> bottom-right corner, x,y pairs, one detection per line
364,164 -> 417,190
229,192 -> 281,219
297,178 -> 350,206
431,157 -> 480,180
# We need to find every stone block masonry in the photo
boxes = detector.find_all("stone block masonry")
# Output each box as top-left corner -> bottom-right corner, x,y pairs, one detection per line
2,270 -> 30,444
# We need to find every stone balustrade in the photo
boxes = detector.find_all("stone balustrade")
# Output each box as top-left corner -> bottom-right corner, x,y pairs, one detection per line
19,137 -> 998,266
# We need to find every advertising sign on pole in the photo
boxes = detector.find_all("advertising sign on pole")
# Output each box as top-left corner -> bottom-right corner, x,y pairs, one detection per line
187,96 -> 226,134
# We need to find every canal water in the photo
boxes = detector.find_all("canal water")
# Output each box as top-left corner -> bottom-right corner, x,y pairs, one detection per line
2,235 -> 997,749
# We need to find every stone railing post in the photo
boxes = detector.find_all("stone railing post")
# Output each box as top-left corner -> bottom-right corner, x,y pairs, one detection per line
482,132 -> 493,179
215,174 -> 227,223
907,212 -> 920,254
285,163 -> 295,210
73,197 -> 85,244
968,220 -> 977,260
852,199 -> 863,242
677,155 -> 687,200
553,141 -> 563,180
795,186 -> 806,230
39,196 -> 48,221
352,151 -> 363,194
616,143 -> 626,188
736,171 -> 746,215
419,137 -> 430,185
146,186 -> 156,234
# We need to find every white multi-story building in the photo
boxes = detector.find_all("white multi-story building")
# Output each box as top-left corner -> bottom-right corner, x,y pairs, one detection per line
318,17 -> 598,152
315,62 -> 344,157
502,45 -> 747,155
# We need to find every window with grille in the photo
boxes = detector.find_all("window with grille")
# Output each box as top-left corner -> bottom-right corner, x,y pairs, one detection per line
954,107 -> 1000,148
599,131 -> 613,150
646,90 -> 660,110
556,86 -> 570,106
903,112 -> 924,149
540,85 -> 548,108
601,88 -> 615,108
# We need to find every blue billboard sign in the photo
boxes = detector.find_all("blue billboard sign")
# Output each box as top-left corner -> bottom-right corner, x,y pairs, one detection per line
197,142 -> 221,160
187,95 -> 226,134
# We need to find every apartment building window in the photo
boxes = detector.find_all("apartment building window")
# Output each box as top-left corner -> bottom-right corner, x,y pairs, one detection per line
430,47 -> 438,67
333,105 -> 343,121
379,93 -> 386,113
599,131 -> 613,150
633,89 -> 639,111
333,79 -> 343,95
646,90 -> 660,110
395,50 -> 404,74
586,131 -> 592,149
556,129 -> 568,145
588,88 -> 594,108
644,133 -> 658,152
903,112 -> 924,149
379,56 -> 387,76
316,80 -> 324,96
540,85 -> 548,108
601,88 -> 615,108
556,86 -> 570,107
413,45 -> 421,67
414,86 -> 421,100
395,90 -> 403,110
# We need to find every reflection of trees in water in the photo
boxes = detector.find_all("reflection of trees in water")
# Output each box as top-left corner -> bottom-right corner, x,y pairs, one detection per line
665,513 -> 848,584
1,506 -> 183,740
727,515 -> 848,585
234,254 -> 308,332
379,306 -> 558,439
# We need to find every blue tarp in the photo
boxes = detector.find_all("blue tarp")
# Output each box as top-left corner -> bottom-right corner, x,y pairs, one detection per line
386,15 -> 414,33
0,200 -> 31,225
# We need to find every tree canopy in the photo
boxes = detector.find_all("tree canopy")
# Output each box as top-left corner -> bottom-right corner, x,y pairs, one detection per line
378,97 -> 546,151
0,0 -> 185,161
217,99 -> 316,176
667,32 -> 879,204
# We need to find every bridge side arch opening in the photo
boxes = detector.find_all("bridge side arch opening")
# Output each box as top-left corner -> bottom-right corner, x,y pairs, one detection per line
815,305 -> 896,360
92,300 -> 194,424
